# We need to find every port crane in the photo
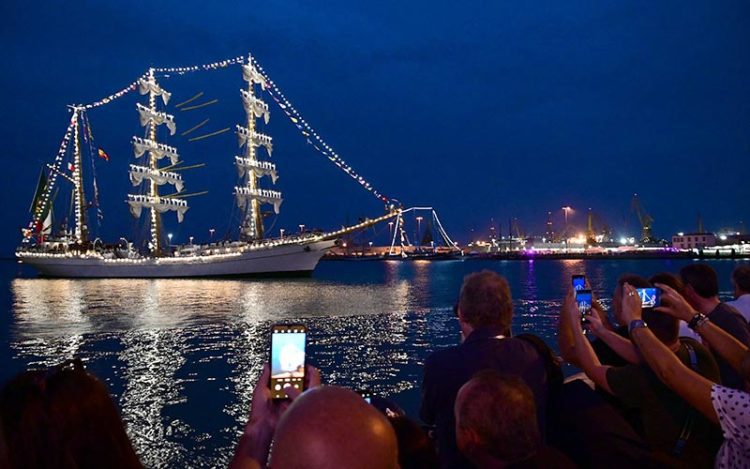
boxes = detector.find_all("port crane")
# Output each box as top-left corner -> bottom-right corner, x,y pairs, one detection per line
631,194 -> 654,242
585,208 -> 613,244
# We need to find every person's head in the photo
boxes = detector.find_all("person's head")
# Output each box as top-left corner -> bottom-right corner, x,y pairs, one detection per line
731,265 -> 750,299
387,415 -> 439,469
680,264 -> 720,309
0,359 -> 141,469
454,370 -> 540,466
612,274 -> 651,323
649,272 -> 683,292
457,270 -> 513,336
271,386 -> 399,469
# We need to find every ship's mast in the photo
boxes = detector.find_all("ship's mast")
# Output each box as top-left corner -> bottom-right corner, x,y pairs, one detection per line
72,108 -> 88,243
128,70 -> 187,255
235,54 -> 281,241
147,68 -> 162,253
244,70 -> 262,240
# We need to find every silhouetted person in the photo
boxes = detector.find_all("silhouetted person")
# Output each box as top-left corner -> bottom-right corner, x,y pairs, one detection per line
681,263 -> 750,389
0,358 -> 142,469
421,270 -> 550,468
454,371 -> 573,468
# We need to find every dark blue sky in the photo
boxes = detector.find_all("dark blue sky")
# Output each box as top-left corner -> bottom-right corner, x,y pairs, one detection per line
2,1 -> 748,254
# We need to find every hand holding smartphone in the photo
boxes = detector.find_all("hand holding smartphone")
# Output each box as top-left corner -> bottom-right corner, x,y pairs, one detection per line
636,288 -> 661,309
270,324 -> 307,399
575,289 -> 593,323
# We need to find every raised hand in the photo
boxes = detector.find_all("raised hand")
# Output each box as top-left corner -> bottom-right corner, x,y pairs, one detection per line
586,308 -> 606,336
620,283 -> 643,324
654,283 -> 697,322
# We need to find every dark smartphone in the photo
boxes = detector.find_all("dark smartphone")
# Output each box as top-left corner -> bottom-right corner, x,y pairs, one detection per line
269,324 -> 307,399
572,275 -> 586,291
636,288 -> 661,309
575,289 -> 593,320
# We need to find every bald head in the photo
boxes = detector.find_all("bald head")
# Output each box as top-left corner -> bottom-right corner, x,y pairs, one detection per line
270,386 -> 399,469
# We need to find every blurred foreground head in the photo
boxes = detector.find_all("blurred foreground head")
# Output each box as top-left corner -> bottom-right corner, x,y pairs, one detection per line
271,386 -> 399,469
0,359 -> 141,469
454,371 -> 541,466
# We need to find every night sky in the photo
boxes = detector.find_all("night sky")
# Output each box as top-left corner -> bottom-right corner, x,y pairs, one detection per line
2,1 -> 748,255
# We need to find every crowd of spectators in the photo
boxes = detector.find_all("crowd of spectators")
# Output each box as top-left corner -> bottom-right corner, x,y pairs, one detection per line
1,263 -> 749,468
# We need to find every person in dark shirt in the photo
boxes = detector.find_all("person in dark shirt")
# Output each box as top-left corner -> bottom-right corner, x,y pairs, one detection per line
454,371 -> 574,469
421,270 -> 549,469
562,286 -> 723,467
681,263 -> 750,389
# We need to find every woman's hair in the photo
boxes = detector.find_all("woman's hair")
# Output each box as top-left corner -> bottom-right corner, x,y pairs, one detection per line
0,359 -> 142,469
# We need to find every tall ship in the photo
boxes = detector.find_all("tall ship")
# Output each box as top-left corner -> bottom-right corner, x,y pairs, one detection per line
17,54 -> 397,277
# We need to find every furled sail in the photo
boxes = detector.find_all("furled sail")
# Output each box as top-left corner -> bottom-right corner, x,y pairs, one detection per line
126,194 -> 189,223
235,157 -> 278,183
234,187 -> 283,214
129,164 -> 184,192
242,62 -> 267,90
138,78 -> 171,105
239,90 -> 270,124
136,103 -> 176,135
235,125 -> 273,156
132,137 -> 179,165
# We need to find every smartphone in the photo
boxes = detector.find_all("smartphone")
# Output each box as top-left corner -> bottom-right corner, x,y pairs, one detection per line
572,275 -> 586,291
575,289 -> 593,320
269,324 -> 307,399
636,288 -> 661,309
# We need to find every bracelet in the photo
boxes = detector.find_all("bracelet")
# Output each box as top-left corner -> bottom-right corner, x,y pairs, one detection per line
628,319 -> 648,334
687,313 -> 709,331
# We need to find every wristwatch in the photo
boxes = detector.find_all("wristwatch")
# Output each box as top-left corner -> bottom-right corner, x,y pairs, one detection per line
628,319 -> 648,334
688,313 -> 709,331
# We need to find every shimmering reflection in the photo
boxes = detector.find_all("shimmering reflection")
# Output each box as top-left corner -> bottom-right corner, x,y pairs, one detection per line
9,275 -> 426,467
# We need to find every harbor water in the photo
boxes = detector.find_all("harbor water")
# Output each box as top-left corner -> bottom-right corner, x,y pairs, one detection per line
0,257 -> 746,467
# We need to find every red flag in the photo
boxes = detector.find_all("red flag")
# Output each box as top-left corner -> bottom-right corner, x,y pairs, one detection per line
68,162 -> 76,172
97,148 -> 110,161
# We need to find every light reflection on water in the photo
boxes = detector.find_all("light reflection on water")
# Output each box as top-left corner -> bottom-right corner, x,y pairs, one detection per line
9,275 -> 449,467
8,259 -> 743,467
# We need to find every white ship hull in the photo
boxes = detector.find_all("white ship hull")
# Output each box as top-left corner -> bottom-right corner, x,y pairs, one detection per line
18,240 -> 335,278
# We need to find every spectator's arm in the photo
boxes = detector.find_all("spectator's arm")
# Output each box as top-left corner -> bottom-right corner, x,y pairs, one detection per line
694,321 -> 749,373
628,326 -> 718,424
655,283 -> 749,373
621,284 -> 718,425
558,292 -> 581,367
588,312 -> 640,364
563,288 -> 613,393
